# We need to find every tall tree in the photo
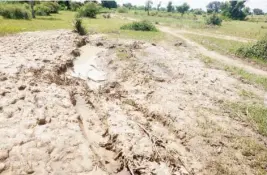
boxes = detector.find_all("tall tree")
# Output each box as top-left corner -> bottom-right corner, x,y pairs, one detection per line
176,3 -> 190,16
29,0 -> 35,18
167,1 -> 173,12
145,0 -> 153,15
101,0 -> 117,9
123,3 -> 132,9
253,8 -> 264,15
157,1 -> 161,11
206,1 -> 221,13
221,1 -> 247,20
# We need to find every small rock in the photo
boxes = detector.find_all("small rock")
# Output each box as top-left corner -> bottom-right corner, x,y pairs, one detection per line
96,42 -> 104,46
178,131 -> 186,140
0,77 -> 7,81
0,163 -> 5,173
174,41 -> 183,47
26,169 -> 34,174
18,85 -> 27,91
152,43 -> 156,46
0,150 -> 8,161
109,44 -> 116,49
71,49 -> 80,57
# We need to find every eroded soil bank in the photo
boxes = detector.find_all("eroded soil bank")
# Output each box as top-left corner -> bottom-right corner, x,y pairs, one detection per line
0,30 -> 266,175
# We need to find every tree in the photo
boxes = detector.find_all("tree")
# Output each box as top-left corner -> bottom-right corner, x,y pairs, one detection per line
221,1 -> 247,20
145,0 -> 153,15
101,0 -> 117,9
176,3 -> 190,16
167,1 -> 173,12
253,8 -> 264,15
243,7 -> 251,15
157,1 -> 161,11
29,0 -> 35,18
192,8 -> 205,15
123,3 -> 132,9
206,1 -> 221,13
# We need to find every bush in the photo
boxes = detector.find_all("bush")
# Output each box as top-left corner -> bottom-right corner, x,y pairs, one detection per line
117,7 -> 128,13
42,2 -> 60,13
0,4 -> 31,19
70,2 -> 83,11
73,18 -> 87,36
78,3 -> 100,18
206,14 -> 222,26
236,35 -> 267,61
34,4 -> 51,16
120,20 -> 158,31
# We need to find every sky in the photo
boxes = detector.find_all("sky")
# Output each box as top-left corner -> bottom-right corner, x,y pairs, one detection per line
115,0 -> 267,12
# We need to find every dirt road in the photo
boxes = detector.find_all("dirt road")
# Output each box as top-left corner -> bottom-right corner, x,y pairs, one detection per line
159,26 -> 267,76
0,30 -> 266,174
166,29 -> 256,43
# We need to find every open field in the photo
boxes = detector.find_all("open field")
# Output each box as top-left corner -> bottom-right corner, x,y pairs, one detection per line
1,5 -> 267,175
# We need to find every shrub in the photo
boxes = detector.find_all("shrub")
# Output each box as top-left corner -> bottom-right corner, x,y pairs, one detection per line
34,4 -> 51,16
70,2 -> 83,11
73,18 -> 87,36
42,2 -> 60,13
78,3 -> 100,18
236,35 -> 267,61
117,7 -> 128,13
0,4 -> 31,19
120,20 -> 158,31
206,14 -> 222,26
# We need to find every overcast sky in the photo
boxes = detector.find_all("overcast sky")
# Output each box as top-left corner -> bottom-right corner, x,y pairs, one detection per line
115,0 -> 267,12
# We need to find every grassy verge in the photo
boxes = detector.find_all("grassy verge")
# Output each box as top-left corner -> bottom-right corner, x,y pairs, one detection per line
184,34 -> 244,55
225,102 -> 267,136
233,137 -> 267,174
124,11 -> 267,39
224,66 -> 267,90
0,11 -> 164,42
0,11 -> 75,35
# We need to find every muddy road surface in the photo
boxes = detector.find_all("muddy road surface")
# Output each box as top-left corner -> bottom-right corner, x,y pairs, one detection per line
0,30 -> 266,175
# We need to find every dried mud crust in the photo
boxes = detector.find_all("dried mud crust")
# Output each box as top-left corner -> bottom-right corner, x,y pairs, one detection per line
0,31 -> 266,175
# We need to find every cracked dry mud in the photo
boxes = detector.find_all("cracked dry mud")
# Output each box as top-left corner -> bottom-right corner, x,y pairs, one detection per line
0,30 -> 266,175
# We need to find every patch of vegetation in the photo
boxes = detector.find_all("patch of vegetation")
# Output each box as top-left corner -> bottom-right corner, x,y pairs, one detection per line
205,13 -> 222,26
73,18 -> 87,35
120,20 -> 157,31
42,2 -> 60,13
232,137 -> 267,174
34,4 -> 51,16
225,66 -> 267,90
0,3 -> 31,19
78,3 -> 100,18
117,7 -> 128,13
225,102 -> 267,136
236,35 -> 267,62
184,34 -> 243,55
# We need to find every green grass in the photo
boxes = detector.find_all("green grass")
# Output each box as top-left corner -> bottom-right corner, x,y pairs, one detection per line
184,34 -> 244,55
124,10 -> 267,40
233,137 -> 267,174
226,102 -> 267,136
0,11 -> 75,35
0,11 -> 164,42
224,66 -> 267,90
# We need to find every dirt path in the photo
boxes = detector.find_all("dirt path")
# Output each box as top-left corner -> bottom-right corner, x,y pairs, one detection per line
159,26 -> 267,76
168,29 -> 256,43
0,30 -> 267,175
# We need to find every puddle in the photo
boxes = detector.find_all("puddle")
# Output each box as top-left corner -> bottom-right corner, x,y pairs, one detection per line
72,45 -> 106,89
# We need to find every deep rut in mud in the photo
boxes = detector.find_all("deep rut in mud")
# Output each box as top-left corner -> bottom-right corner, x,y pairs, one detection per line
0,30 -> 267,175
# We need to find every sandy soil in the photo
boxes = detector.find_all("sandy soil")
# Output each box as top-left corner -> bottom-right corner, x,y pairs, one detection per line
0,30 -> 266,175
